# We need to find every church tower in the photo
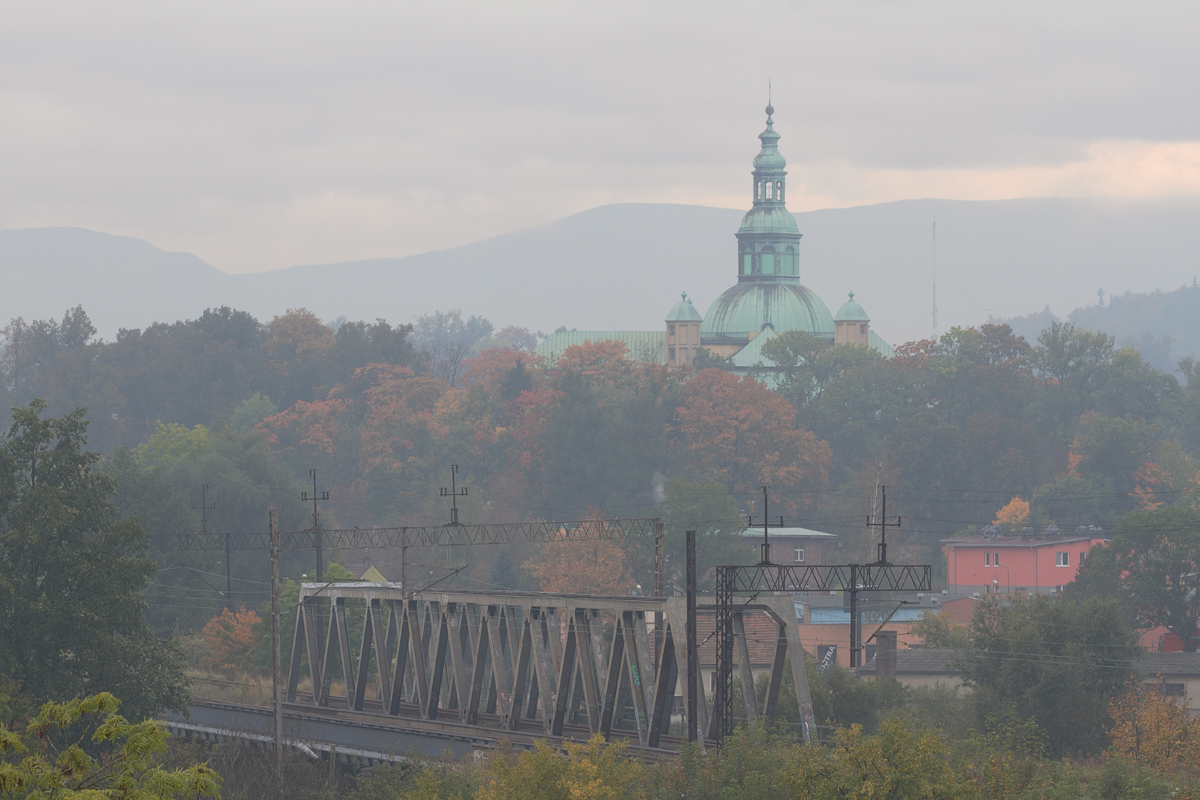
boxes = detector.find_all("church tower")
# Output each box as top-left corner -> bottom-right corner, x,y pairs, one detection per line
736,104 -> 802,281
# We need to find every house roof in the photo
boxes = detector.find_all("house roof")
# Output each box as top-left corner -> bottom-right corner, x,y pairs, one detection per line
942,536 -> 1105,548
741,526 -> 837,540
856,648 -> 960,676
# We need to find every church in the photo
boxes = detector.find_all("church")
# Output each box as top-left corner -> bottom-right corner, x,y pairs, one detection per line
535,105 -> 894,374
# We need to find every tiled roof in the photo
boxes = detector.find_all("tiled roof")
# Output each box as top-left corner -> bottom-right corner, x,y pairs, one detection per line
693,610 -> 779,667
856,648 -> 959,676
1139,652 -> 1200,676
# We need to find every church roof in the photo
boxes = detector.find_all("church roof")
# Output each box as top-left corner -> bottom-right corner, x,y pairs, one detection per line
535,331 -> 666,365
752,105 -> 786,172
729,325 -> 779,367
738,206 -> 801,236
665,292 -> 703,322
868,330 -> 895,358
702,282 -> 835,340
834,291 -> 870,322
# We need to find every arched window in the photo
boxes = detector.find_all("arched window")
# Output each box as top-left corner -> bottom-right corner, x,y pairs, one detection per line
761,249 -> 775,274
766,182 -> 773,199
784,246 -> 795,275
743,253 -> 752,274
777,181 -> 784,202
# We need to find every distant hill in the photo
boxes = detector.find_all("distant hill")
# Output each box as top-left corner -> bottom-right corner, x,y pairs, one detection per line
1002,282 -> 1200,373
3,197 -> 1198,347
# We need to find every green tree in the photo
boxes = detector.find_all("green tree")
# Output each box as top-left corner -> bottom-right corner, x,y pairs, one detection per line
0,692 -> 220,799
0,402 -> 190,720
957,594 -> 1137,756
1083,507 -> 1200,651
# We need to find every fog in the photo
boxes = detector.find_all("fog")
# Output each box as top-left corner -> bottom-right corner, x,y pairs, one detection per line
2,1 -> 1198,277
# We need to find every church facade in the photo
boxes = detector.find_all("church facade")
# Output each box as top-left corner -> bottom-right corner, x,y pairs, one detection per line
536,106 -> 894,373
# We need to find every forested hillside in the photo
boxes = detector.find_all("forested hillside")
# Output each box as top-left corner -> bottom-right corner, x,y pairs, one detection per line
3,303 -> 1199,632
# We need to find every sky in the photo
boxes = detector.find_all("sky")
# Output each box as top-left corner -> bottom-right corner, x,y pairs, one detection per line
2,1 -> 1198,275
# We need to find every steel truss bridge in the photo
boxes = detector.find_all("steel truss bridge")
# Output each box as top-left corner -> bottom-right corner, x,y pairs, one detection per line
282,584 -> 815,751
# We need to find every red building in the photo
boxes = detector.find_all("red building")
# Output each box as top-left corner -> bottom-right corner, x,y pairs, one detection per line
943,530 -> 1109,596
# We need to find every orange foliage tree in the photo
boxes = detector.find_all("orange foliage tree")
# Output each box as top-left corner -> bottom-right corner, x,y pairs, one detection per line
674,368 -> 832,514
993,497 -> 1031,530
1109,677 -> 1200,770
200,605 -> 261,674
524,526 -> 629,595
556,340 -> 634,382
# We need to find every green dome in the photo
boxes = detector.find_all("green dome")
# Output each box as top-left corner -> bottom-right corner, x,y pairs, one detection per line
666,291 -> 703,322
833,291 -> 870,322
702,282 -> 834,339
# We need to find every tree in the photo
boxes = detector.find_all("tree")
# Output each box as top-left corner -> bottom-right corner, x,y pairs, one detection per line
957,594 -> 1137,756
524,527 -> 629,595
410,310 -> 493,388
1087,507 -> 1200,650
0,693 -> 220,799
476,735 -> 642,800
0,401 -> 190,720
200,606 -> 261,675
631,477 -> 743,593
1108,676 -> 1200,771
994,497 -> 1031,531
675,369 -> 831,515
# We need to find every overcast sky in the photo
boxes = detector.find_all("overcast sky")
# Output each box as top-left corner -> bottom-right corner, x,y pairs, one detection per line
2,1 -> 1198,274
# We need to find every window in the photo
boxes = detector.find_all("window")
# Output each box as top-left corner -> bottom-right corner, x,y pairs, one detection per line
859,323 -> 866,334
1056,551 -> 1070,567
762,252 -> 775,274
668,324 -> 675,336
985,552 -> 991,566
1080,552 -> 1087,564
994,552 -> 1000,566
743,253 -> 752,274
669,347 -> 675,361
794,547 -> 804,563
1162,683 -> 1186,697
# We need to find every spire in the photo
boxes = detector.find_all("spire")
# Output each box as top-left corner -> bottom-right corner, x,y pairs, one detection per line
751,104 -> 786,207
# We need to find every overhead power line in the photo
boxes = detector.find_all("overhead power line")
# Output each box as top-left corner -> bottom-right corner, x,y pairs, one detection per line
168,518 -> 661,552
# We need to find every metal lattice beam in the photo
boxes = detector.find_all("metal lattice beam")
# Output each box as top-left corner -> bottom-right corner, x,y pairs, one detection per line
168,519 -> 661,551
711,562 -> 932,740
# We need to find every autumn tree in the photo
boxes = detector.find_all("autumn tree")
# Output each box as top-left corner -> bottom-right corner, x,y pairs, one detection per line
524,527 -> 629,595
994,496 -> 1031,531
675,369 -> 831,515
1108,677 -> 1200,771
200,606 -> 261,675
476,735 -> 642,800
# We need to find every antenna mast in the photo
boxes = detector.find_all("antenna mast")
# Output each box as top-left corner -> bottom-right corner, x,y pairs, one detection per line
931,217 -> 938,339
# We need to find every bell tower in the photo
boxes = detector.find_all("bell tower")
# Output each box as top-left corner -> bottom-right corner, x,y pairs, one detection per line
735,105 -> 803,283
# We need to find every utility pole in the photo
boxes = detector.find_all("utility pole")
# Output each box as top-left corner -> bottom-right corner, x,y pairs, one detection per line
439,464 -> 468,526
653,522 -> 665,672
269,507 -> 282,779
747,486 -> 785,564
685,530 -> 699,742
866,485 -> 902,566
853,485 -> 903,668
193,484 -> 226,608
301,468 -> 329,579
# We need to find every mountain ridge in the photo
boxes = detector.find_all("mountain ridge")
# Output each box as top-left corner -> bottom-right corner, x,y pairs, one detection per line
5,197 -> 1199,348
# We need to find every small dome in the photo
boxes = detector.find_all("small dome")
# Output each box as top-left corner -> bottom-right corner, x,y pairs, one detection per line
834,291 -> 870,322
702,282 -> 834,339
666,291 -> 703,323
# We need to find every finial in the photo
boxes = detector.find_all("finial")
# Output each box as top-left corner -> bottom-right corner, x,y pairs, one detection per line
681,291 -> 688,302
849,290 -> 855,300
766,79 -> 774,118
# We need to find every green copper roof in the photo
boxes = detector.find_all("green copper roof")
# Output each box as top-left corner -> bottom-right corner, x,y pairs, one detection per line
833,291 -> 870,322
752,105 -> 786,172
535,331 -> 666,365
665,291 -> 703,322
737,206 -> 801,236
868,330 -> 895,358
729,325 -> 779,367
701,282 -> 835,339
